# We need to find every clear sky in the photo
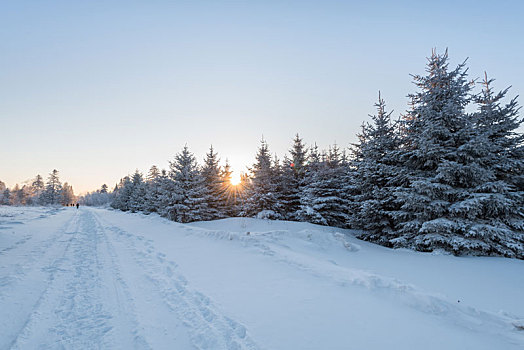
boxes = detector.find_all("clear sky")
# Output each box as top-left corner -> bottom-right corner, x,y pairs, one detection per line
1,0 -> 523,194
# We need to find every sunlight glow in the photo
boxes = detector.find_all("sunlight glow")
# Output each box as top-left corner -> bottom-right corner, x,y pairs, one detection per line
230,172 -> 242,186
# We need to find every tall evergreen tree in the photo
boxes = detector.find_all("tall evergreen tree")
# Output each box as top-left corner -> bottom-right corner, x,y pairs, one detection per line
41,169 -> 62,205
150,169 -> 174,217
280,134 -> 308,220
111,176 -> 132,211
448,74 -> 524,257
395,50 -> 496,255
128,170 -> 146,213
297,145 -> 351,227
244,139 -> 282,219
201,146 -> 225,220
166,146 -> 209,223
351,93 -> 402,244
143,166 -> 163,213
147,165 -> 161,182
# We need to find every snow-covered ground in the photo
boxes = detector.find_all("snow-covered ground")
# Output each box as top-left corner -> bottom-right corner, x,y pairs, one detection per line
0,206 -> 523,349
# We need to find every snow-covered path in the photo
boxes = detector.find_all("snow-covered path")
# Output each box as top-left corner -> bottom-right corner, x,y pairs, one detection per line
1,206 -> 523,349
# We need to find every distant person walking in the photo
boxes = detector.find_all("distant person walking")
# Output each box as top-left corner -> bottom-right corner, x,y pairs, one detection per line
76,203 -> 79,209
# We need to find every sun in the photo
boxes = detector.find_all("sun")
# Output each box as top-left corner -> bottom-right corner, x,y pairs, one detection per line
230,172 -> 242,186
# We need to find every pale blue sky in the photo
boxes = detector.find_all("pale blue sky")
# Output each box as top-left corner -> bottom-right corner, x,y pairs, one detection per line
1,0 -> 523,193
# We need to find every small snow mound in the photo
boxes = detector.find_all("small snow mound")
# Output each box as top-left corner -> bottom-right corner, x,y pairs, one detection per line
334,232 -> 360,252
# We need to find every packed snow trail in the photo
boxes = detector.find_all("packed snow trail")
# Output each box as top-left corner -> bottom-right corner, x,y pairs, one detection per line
0,207 -> 256,350
1,206 -> 523,349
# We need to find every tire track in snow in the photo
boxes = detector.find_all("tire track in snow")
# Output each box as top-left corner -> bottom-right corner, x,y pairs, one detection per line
100,221 -> 260,350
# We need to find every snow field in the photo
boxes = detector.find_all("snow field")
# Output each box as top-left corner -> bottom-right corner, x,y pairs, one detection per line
0,206 -> 523,349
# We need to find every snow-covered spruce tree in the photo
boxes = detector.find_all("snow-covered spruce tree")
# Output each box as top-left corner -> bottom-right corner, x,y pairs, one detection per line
279,134 -> 308,220
393,49 -> 524,257
41,169 -> 63,205
297,144 -> 352,227
30,175 -> 45,204
146,169 -> 174,217
201,146 -> 226,220
166,146 -> 209,223
111,176 -> 132,211
244,139 -> 283,219
143,165 -> 162,213
1,188 -> 10,205
351,93 -> 403,245
449,74 -> 524,257
128,170 -> 146,213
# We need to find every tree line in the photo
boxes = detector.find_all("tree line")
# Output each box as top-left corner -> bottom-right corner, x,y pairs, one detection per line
103,50 -> 524,258
0,169 -> 76,206
5,50 -> 523,258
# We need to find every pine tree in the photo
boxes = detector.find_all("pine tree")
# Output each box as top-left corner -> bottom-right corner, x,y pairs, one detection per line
128,170 -> 146,213
155,169 -> 175,217
201,146 -> 225,220
31,175 -> 45,204
351,93 -> 402,244
111,176 -> 132,211
447,74 -> 524,257
143,166 -> 163,213
166,146 -> 209,223
297,144 -> 351,227
280,134 -> 308,220
244,139 -> 282,219
1,188 -> 10,205
41,169 -> 63,205
395,50 -> 488,255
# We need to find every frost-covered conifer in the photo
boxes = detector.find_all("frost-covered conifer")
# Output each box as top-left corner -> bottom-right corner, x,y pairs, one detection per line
128,170 -> 146,213
244,139 -> 282,219
150,170 -> 174,217
201,146 -> 226,220
166,146 -> 209,223
297,144 -> 351,227
351,93 -> 402,244
395,50 -> 506,256
143,166 -> 162,213
1,188 -> 10,205
41,169 -> 63,205
447,74 -> 524,257
111,176 -> 133,211
279,134 -> 308,220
